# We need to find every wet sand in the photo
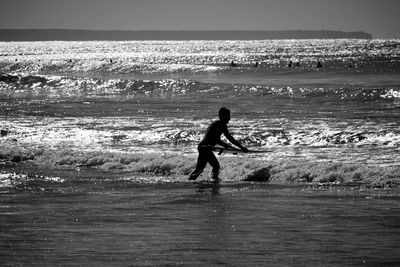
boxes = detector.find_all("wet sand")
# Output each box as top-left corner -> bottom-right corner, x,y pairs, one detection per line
1,179 -> 400,266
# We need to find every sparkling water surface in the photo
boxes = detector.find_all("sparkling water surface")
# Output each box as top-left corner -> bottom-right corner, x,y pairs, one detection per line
1,39 -> 400,266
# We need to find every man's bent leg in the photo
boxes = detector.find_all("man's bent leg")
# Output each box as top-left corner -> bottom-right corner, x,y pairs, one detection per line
189,149 -> 208,180
207,151 -> 220,180
189,169 -> 203,180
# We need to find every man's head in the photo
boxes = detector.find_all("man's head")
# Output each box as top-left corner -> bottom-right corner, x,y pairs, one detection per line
218,107 -> 231,123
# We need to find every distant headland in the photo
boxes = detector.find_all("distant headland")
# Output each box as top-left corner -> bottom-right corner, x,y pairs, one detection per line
0,29 -> 372,41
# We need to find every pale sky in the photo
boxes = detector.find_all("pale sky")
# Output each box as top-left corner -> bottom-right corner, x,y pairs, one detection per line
0,0 -> 399,38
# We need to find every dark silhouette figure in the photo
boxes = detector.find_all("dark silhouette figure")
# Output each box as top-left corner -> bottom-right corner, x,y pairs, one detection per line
295,61 -> 300,67
230,60 -> 238,67
254,62 -> 259,68
317,61 -> 323,68
189,107 -> 248,181
288,60 -> 293,68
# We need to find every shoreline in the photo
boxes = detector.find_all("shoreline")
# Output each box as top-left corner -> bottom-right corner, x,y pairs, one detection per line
1,157 -> 400,190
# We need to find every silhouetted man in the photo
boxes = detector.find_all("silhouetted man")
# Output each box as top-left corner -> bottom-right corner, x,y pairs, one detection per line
189,107 -> 248,181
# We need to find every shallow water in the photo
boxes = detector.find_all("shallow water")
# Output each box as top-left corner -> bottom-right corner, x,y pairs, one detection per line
1,178 -> 400,266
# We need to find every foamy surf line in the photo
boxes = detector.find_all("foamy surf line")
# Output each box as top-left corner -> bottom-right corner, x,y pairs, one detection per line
1,113 -> 400,190
1,146 -> 400,190
1,116 -> 400,155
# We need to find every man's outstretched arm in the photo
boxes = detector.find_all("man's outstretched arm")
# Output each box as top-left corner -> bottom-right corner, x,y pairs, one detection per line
217,139 -> 234,149
223,130 -> 248,152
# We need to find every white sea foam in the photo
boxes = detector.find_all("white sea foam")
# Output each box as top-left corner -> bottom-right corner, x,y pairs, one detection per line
2,116 -> 399,154
0,172 -> 64,189
381,89 -> 400,98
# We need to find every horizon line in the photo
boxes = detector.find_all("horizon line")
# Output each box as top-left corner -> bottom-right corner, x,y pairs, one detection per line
0,28 -> 370,32
0,29 -> 373,41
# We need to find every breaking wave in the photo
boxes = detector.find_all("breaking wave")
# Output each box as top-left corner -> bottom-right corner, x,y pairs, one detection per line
2,73 -> 400,102
1,145 -> 400,189
1,116 -> 400,154
0,73 -> 207,97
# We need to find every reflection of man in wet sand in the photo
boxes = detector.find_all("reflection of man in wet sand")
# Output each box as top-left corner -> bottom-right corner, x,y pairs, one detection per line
230,60 -> 238,67
189,107 -> 248,181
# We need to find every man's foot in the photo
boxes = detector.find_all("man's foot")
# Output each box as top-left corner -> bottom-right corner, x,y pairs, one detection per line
189,171 -> 202,181
211,172 -> 220,182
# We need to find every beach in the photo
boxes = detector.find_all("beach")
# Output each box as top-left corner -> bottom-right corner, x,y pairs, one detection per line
1,39 -> 400,265
1,168 -> 400,266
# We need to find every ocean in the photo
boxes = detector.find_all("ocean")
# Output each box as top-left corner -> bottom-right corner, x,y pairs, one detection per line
1,39 -> 400,266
